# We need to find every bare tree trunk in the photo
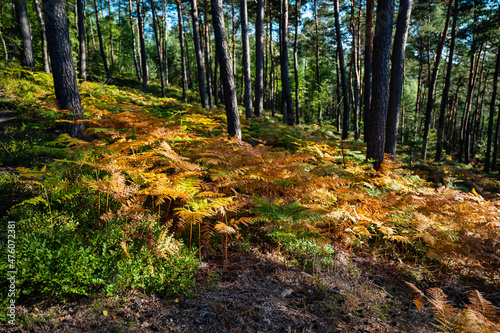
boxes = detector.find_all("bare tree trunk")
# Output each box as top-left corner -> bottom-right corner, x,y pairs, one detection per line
163,0 -> 169,87
240,0 -> 253,118
94,0 -> 111,79
136,0 -> 148,86
334,0 -> 351,139
436,0 -> 458,161
362,0 -> 374,141
128,0 -> 141,81
211,0 -> 241,140
366,0 -> 394,170
293,0 -> 300,124
254,0 -> 265,117
151,0 -> 166,97
203,1 -> 213,107
485,46 -> 500,172
350,0 -> 359,138
191,0 -> 208,107
108,0 -> 114,68
76,0 -> 86,80
184,30 -> 194,89
280,0 -> 294,126
34,0 -> 50,73
421,0 -> 452,160
15,1 -> 35,71
314,0 -> 321,125
176,0 -> 187,101
385,0 -> 412,157
43,0 -> 85,138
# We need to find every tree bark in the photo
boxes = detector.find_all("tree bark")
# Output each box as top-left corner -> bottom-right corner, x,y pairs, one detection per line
176,0 -> 187,101
42,0 -> 85,138
240,0 -> 253,119
211,0 -> 241,140
485,46 -> 500,172
136,0 -> 148,87
436,0 -> 458,161
93,0 -> 111,79
128,0 -> 141,81
421,0 -> 452,160
203,1 -> 213,107
362,0 -> 374,141
314,0 -> 321,125
190,0 -> 207,107
163,0 -> 169,87
15,1 -> 35,71
280,0 -> 294,126
334,0 -> 351,139
34,0 -> 50,73
293,0 -> 300,124
150,0 -> 166,97
385,0 -> 412,157
107,0 -> 114,68
366,0 -> 394,170
76,0 -> 86,80
254,0 -> 264,117
350,0 -> 359,138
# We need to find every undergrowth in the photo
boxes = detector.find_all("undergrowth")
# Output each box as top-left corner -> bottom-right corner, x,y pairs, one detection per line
1,67 -> 499,329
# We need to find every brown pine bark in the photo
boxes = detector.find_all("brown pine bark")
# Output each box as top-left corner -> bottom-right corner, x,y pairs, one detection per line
240,0 -> 253,119
76,0 -> 86,80
14,1 -> 35,71
293,0 -> 300,124
34,0 -> 50,73
176,0 -> 188,101
280,0 -> 294,126
94,0 -> 111,79
362,0 -> 374,141
128,0 -> 141,81
254,0 -> 265,117
485,46 -> 500,172
151,0 -> 166,97
191,0 -> 208,107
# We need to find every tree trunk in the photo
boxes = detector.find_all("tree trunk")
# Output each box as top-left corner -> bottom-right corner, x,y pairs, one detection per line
175,0 -> 187,100
34,0 -> 50,73
76,0 -> 86,80
184,30 -> 194,89
385,0 -> 412,157
136,0 -> 148,87
211,0 -> 241,140
314,0 -> 321,125
203,1 -> 213,107
485,47 -> 500,172
362,0 -> 374,141
128,0 -> 141,81
350,0 -> 359,138
436,0 -> 458,161
163,0 -> 169,87
15,1 -> 35,71
42,0 -> 85,138
421,0 -> 452,160
366,0 -> 394,170
150,0 -> 165,97
280,0 -> 294,126
254,0 -> 264,117
269,4 -> 276,117
334,0 -> 351,139
107,0 -> 114,68
293,0 -> 300,124
94,0 -> 111,79
240,0 -> 253,119
190,0 -> 207,107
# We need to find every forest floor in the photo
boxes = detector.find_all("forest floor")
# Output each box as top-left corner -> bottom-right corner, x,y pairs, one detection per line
1,71 -> 500,332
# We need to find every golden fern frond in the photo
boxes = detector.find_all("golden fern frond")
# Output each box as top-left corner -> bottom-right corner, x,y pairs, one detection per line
426,287 -> 460,331
215,222 -> 236,235
121,241 -> 131,258
468,290 -> 500,322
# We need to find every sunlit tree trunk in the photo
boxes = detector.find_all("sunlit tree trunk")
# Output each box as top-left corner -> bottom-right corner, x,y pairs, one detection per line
76,0 -> 86,80
240,0 -> 253,119
34,0 -> 50,73
107,0 -> 114,68
43,0 -> 85,138
293,0 -> 300,124
128,0 -> 141,81
136,0 -> 148,87
211,0 -> 241,140
151,0 -> 165,97
385,0 -> 412,158
366,0 -> 394,170
191,0 -> 207,107
254,0 -> 264,117
203,1 -> 213,107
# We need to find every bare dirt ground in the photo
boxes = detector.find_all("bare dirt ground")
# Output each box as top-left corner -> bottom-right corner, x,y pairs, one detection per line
1,247 -> 442,333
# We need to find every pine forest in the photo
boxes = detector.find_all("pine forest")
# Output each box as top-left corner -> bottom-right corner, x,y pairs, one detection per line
0,0 -> 500,331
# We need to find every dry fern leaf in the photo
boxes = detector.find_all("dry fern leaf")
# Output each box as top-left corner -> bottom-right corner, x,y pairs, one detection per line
468,290 -> 500,322
214,222 -> 236,235
426,287 -> 460,331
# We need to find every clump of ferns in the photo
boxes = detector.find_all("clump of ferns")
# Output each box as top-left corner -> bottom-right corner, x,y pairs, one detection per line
407,283 -> 500,332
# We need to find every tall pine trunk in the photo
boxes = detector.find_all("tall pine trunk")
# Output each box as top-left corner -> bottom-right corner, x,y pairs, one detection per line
151,0 -> 166,97
254,0 -> 264,117
43,0 -> 85,138
334,0 -> 351,139
176,0 -> 188,101
15,0 -> 35,71
107,0 -> 114,68
293,0 -> 300,124
76,0 -> 87,80
211,0 -> 241,140
240,0 -> 253,118
314,0 -> 321,124
385,0 -> 412,157
94,0 -> 111,79
421,0 -> 452,160
366,0 -> 394,170
136,0 -> 148,87
362,0 -> 373,141
191,0 -> 207,107
203,1 -> 213,107
436,0 -> 458,161
128,0 -> 141,81
485,46 -> 500,172
34,0 -> 50,73
280,0 -> 294,126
